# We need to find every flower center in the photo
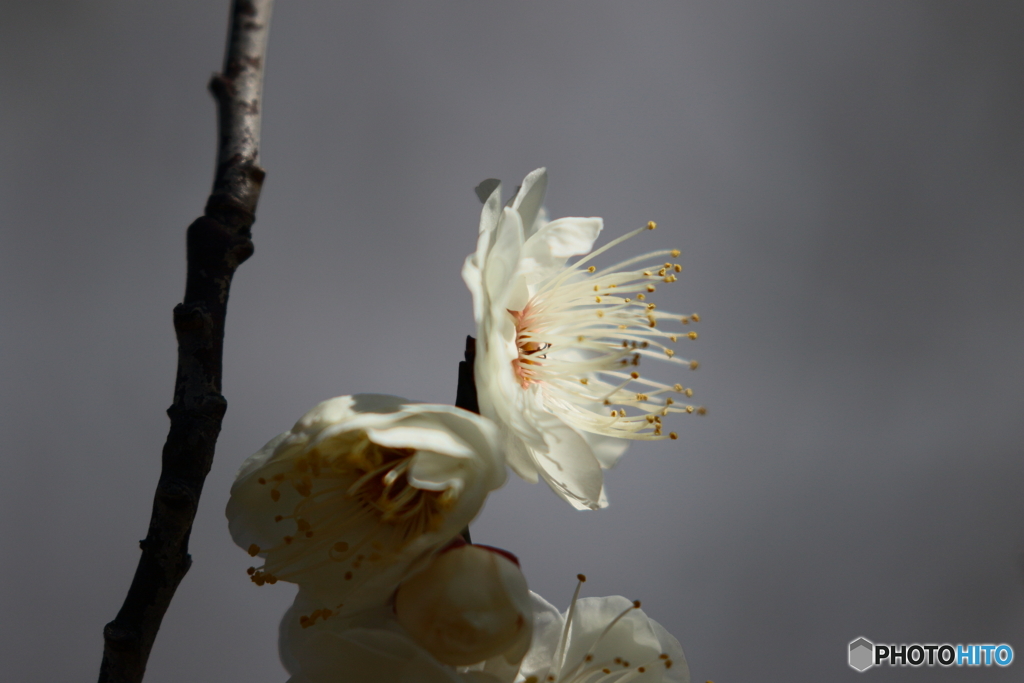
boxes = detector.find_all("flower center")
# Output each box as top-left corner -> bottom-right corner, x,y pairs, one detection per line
245,434 -> 457,589
508,222 -> 705,441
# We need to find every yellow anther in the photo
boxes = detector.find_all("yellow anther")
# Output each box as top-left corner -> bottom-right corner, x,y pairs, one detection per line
246,566 -> 256,575
630,371 -> 640,379
643,270 -> 652,277
646,415 -> 655,423
577,573 -> 587,582
681,316 -> 689,324
595,296 -> 602,303
688,331 -> 698,340
257,477 -> 266,485
691,313 -> 700,322
637,293 -> 646,301
587,265 -> 596,272
578,335 -> 585,342
610,410 -> 618,417
669,432 -> 678,439
596,310 -> 604,318
670,249 -> 680,257
666,397 -> 674,405
247,544 -> 260,557
684,388 -> 693,397
689,360 -> 700,370
673,264 -> 682,272
665,349 -> 675,357
646,303 -> 656,310
594,285 -> 599,291
685,406 -> 694,414
647,284 -> 656,292
670,335 -> 678,342
633,600 -> 642,608
580,378 -> 589,384
647,221 -> 657,230
269,489 -> 280,502
658,268 -> 667,276
697,406 -> 707,415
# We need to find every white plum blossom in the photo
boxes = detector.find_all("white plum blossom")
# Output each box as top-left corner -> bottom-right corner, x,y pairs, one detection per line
280,543 -> 532,683
511,578 -> 690,683
396,542 -> 533,667
283,625 -> 504,683
226,394 -> 505,613
462,168 -> 703,510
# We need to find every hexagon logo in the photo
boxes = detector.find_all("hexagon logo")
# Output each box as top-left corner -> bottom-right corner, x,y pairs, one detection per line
849,637 -> 874,672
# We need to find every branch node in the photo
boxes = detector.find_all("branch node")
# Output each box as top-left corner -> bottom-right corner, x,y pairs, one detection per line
172,302 -> 212,334
156,477 -> 197,513
102,621 -> 140,651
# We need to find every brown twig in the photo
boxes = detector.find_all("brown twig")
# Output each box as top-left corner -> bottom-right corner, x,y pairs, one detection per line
99,2 -> 273,681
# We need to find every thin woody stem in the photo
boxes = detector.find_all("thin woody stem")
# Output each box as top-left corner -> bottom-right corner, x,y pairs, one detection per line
456,336 -> 478,543
98,2 -> 274,681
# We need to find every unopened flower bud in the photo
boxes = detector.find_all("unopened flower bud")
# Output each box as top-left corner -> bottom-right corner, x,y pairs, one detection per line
395,543 -> 533,667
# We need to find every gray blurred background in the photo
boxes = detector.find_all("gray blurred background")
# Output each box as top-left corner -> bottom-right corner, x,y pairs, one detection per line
2,2 -> 1022,681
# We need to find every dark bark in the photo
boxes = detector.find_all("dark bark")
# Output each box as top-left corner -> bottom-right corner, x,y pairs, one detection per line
99,2 -> 273,681
456,335 -> 478,544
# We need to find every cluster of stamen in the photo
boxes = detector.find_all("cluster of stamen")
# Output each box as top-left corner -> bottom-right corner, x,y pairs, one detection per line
525,575 -> 675,682
510,221 -> 705,441
244,434 -> 457,589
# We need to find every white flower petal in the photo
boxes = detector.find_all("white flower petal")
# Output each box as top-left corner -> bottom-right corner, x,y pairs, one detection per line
484,208 -> 525,309
518,217 -> 603,283
582,430 -> 630,470
525,401 -> 605,510
396,545 -> 532,667
510,167 -> 548,238
292,628 -> 487,683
